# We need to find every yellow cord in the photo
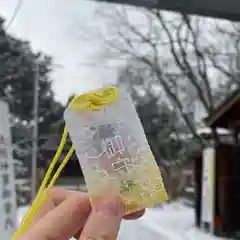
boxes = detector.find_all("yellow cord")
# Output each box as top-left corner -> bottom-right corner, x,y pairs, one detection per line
23,146 -> 75,233
71,87 -> 118,111
11,86 -> 119,239
11,127 -> 70,240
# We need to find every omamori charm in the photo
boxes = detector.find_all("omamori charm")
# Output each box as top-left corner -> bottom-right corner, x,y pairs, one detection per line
64,86 -> 168,213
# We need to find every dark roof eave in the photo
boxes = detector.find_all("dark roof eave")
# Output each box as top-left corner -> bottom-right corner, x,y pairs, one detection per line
204,89 -> 240,128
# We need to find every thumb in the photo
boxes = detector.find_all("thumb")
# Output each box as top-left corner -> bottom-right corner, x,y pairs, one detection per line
23,194 -> 91,240
80,196 -> 125,240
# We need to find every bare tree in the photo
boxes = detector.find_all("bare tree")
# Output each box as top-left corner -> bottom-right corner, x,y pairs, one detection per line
206,21 -> 240,90
78,6 -> 238,147
76,5 -> 239,200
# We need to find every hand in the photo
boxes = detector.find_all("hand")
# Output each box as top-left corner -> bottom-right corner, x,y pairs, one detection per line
20,188 -> 145,240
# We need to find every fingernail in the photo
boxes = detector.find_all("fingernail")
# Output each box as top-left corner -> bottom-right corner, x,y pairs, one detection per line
96,196 -> 124,217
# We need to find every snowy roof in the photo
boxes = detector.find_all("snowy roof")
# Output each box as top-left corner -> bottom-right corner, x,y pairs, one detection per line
171,127 -> 231,141
196,127 -> 230,135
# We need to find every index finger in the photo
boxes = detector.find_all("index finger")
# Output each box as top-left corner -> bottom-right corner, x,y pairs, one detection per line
30,188 -> 84,227
23,193 -> 91,240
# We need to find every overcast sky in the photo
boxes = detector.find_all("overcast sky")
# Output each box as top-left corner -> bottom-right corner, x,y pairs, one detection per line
0,0 -> 118,103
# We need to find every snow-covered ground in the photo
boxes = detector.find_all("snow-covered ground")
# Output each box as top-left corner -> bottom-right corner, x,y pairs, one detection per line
17,201 -> 225,240
118,201 -> 224,240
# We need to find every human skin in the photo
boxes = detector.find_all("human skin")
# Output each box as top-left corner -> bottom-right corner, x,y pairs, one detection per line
19,188 -> 145,240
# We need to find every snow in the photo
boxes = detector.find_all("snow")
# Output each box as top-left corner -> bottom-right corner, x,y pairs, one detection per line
119,201 -> 194,240
186,228 -> 229,240
17,201 -> 225,240
15,178 -> 29,185
185,186 -> 195,193
17,206 -> 29,226
196,128 -> 230,136
17,185 -> 31,191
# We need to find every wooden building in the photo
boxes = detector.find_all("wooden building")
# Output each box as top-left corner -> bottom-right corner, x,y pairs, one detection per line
195,89 -> 240,238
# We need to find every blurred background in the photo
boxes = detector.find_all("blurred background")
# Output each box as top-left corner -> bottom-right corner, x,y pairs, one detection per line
1,0 -> 240,239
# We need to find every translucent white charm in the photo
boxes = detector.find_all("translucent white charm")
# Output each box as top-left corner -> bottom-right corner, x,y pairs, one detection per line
64,86 -> 168,213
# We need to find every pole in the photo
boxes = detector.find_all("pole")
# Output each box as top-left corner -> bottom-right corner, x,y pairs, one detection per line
31,62 -> 39,201
30,62 -> 64,200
